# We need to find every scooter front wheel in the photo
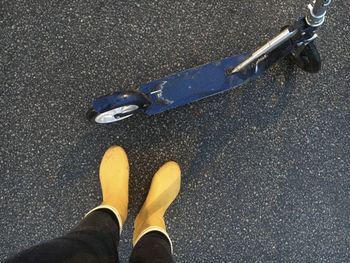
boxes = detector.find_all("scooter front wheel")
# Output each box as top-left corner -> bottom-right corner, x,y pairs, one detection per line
87,91 -> 150,124
288,42 -> 321,73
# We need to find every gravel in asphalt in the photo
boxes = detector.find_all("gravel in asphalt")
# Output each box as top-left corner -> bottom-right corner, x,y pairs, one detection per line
1,0 -> 349,262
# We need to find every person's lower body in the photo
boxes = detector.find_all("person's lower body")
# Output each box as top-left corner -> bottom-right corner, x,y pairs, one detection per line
5,209 -> 120,263
6,209 -> 173,263
5,146 -> 180,263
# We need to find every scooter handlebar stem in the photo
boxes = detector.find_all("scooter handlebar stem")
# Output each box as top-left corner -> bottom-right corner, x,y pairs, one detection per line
306,0 -> 332,27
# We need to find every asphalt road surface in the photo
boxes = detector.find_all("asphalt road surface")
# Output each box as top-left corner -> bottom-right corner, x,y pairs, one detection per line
1,0 -> 349,262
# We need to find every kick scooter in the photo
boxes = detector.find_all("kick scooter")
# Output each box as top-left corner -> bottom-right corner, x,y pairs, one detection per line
87,0 -> 332,124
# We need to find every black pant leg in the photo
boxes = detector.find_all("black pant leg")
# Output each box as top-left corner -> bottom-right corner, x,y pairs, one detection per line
129,232 -> 174,263
5,209 -> 120,263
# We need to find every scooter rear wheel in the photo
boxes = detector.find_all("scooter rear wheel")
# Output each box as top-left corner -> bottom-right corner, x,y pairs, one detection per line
87,91 -> 150,124
288,42 -> 321,73
87,105 -> 139,124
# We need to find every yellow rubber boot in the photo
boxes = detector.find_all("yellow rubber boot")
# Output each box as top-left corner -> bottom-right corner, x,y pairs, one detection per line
86,146 -> 129,233
133,161 -> 181,252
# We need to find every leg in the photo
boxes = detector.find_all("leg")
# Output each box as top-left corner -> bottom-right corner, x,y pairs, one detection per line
6,146 -> 130,263
131,161 -> 181,263
6,209 -> 120,263
129,232 -> 174,263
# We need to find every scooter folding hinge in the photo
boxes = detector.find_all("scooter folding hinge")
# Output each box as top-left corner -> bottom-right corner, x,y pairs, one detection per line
254,54 -> 268,73
297,33 -> 318,47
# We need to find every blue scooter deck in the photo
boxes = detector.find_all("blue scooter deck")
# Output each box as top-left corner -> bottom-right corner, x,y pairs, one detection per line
140,52 -> 251,115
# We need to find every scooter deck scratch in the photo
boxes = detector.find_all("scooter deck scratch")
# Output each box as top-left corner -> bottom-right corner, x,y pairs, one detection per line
140,53 -> 251,115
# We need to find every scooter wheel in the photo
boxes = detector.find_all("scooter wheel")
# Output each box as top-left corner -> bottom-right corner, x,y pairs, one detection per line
87,91 -> 150,124
288,42 -> 321,73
